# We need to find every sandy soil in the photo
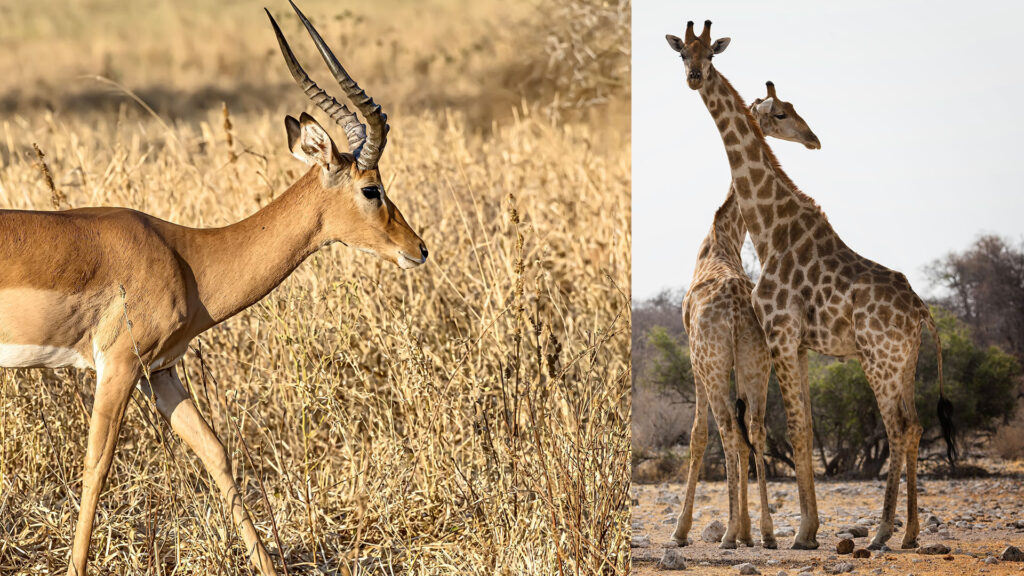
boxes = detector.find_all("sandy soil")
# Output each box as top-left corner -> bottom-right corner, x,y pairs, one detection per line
631,464 -> 1024,575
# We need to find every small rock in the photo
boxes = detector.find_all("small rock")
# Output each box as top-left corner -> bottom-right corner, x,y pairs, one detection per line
659,548 -> 687,570
837,538 -> 855,554
767,559 -> 780,566
777,572 -> 788,576
985,556 -> 999,564
825,562 -> 854,574
839,525 -> 870,538
736,563 -> 760,575
777,527 -> 796,537
853,548 -> 870,558
1002,545 -> 1024,562
702,520 -> 726,543
797,565 -> 814,574
918,543 -> 951,555
925,515 -> 942,526
836,532 -> 854,540
631,534 -> 651,548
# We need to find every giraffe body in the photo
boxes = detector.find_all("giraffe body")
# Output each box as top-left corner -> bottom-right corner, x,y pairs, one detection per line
673,84 -> 820,549
667,21 -> 952,551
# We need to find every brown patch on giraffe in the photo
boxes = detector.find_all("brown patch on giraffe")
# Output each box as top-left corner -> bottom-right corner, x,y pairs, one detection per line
779,253 -> 795,283
736,118 -> 751,137
750,167 -> 765,186
744,142 -> 760,162
757,183 -> 774,200
771,226 -> 787,254
776,198 -> 798,219
797,239 -> 815,264
727,149 -> 742,166
775,289 -> 789,310
723,131 -> 740,146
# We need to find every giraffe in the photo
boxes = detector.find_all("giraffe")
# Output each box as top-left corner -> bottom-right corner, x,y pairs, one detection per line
666,21 -> 955,551
673,82 -> 821,550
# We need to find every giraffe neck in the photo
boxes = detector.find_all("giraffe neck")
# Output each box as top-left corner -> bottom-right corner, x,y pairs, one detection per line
701,189 -> 746,266
697,68 -> 830,263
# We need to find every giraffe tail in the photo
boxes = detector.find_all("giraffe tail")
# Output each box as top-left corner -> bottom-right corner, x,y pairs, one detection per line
924,309 -> 957,465
735,398 -> 754,451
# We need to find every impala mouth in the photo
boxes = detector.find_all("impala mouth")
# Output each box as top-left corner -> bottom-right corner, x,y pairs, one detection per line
398,251 -> 427,269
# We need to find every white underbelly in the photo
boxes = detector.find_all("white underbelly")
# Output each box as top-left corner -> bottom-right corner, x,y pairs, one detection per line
0,343 -> 92,369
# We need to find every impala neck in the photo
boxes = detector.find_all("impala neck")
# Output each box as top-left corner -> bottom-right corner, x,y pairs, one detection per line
189,167 -> 327,327
697,68 -> 823,262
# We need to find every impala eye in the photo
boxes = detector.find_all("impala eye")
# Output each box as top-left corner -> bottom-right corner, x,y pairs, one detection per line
774,113 -> 787,120
361,186 -> 381,200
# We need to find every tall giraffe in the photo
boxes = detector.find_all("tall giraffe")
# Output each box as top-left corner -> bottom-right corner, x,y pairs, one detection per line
673,82 -> 820,550
666,21 -> 955,551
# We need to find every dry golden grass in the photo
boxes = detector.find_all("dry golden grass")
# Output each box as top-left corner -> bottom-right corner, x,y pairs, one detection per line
0,1 -> 630,574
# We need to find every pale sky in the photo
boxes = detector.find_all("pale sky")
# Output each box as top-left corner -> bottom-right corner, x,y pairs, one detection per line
633,0 -> 1024,301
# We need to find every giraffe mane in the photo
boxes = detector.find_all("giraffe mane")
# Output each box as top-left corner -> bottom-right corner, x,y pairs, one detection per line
715,70 -> 830,223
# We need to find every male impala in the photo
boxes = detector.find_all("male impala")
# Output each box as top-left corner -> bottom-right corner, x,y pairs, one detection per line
0,3 -> 426,575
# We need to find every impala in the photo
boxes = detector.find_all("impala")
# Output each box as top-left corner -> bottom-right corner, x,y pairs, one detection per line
0,3 -> 426,575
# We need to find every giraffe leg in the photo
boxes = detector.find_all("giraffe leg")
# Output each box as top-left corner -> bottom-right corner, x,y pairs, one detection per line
900,345 -> 923,549
68,356 -> 141,576
771,345 -> 819,549
140,368 -> 278,576
736,324 -> 775,548
865,368 -> 907,551
702,363 -> 741,549
672,378 -> 709,546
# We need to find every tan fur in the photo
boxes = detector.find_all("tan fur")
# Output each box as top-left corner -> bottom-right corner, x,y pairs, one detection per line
672,86 -> 820,550
1,43 -> 425,576
669,21 -> 940,551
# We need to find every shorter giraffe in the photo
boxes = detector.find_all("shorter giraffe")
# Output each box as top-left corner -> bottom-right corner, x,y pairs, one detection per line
673,82 -> 821,549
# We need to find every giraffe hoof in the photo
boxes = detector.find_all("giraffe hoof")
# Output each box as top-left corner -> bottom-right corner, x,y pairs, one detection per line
738,538 -> 754,547
867,542 -> 884,551
901,540 -> 919,550
719,540 -> 737,550
670,535 -> 690,547
791,539 -> 819,550
762,538 -> 778,550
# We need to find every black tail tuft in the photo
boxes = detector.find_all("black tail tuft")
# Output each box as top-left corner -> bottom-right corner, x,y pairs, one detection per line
937,395 -> 957,465
735,398 -> 754,450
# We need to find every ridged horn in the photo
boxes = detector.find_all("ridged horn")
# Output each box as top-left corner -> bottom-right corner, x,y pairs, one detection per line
289,0 -> 389,171
266,8 -> 366,157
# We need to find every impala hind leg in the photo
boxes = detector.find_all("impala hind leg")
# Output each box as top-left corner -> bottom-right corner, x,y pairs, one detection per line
141,368 -> 278,576
69,357 -> 141,576
672,379 -> 709,546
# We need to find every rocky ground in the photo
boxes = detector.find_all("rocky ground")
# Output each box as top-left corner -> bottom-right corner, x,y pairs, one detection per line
631,461 -> 1024,575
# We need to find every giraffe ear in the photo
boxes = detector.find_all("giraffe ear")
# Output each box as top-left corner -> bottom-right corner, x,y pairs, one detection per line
666,34 -> 684,53
756,98 -> 775,115
711,37 -> 731,54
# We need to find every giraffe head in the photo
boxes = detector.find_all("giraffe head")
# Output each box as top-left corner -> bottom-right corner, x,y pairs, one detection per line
751,81 -> 821,150
665,20 -> 730,90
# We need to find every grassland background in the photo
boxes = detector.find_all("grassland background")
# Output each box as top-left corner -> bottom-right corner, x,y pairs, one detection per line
0,0 -> 630,574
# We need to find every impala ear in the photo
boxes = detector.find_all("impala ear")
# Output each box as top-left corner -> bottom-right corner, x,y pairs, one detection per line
286,112 -> 339,169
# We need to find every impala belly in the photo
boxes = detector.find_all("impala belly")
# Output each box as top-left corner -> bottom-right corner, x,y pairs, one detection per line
0,288 -> 96,369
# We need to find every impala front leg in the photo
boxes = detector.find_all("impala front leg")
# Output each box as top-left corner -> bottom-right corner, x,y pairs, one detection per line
69,356 -> 141,576
140,368 -> 278,576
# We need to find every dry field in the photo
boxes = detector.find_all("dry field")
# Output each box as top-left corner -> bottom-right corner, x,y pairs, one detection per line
0,1 -> 630,574
631,460 -> 1024,575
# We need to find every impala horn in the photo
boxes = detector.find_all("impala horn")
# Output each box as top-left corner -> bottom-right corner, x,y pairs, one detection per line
267,2 -> 389,171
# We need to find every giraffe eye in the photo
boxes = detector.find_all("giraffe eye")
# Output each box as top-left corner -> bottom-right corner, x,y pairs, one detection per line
361,186 -> 381,200
774,113 -> 787,120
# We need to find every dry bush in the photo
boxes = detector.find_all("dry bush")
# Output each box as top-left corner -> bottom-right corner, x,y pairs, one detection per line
0,1 -> 630,574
